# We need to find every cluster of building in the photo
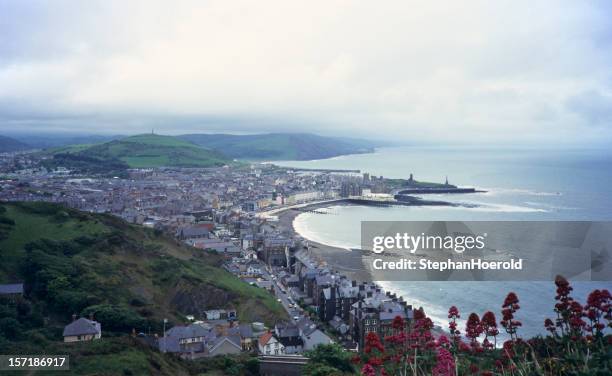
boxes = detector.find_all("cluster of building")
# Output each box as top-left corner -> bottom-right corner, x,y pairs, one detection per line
0,154 -> 420,357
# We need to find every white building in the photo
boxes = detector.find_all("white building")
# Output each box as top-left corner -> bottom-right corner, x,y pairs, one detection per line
258,332 -> 285,355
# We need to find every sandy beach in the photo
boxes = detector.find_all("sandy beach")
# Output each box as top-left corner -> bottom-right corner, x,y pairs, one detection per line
273,201 -> 373,281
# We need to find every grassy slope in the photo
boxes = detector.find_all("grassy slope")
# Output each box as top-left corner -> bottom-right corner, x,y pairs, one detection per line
180,133 -> 376,161
0,202 -> 285,375
0,204 -> 107,281
46,134 -> 232,169
0,201 -> 285,323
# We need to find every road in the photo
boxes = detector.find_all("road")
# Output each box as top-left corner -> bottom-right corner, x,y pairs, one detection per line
261,266 -> 303,320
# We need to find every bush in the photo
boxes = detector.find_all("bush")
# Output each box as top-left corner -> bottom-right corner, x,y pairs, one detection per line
0,317 -> 22,340
81,304 -> 146,333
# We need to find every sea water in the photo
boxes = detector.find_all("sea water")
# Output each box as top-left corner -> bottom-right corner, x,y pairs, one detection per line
277,146 -> 612,339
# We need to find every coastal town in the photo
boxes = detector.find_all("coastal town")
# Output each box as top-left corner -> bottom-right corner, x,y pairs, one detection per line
0,150 -> 460,372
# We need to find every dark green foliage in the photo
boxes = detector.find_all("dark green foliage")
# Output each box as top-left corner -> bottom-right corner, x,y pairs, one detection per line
0,317 -> 22,340
0,207 -> 15,241
187,354 -> 261,376
81,304 -> 146,332
304,343 -> 355,375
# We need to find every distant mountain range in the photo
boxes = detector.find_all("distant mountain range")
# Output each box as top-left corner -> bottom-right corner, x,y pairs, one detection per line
10,134 -> 124,149
0,135 -> 30,153
6,132 -> 380,161
178,133 -> 378,160
6,132 -> 380,174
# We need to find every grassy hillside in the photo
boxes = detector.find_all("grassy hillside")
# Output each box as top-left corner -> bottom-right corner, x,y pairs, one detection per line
0,135 -> 30,153
42,134 -> 232,175
0,202 -> 285,374
179,133 -> 377,161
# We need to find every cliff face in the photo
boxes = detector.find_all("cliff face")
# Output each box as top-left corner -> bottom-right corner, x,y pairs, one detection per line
170,281 -> 238,315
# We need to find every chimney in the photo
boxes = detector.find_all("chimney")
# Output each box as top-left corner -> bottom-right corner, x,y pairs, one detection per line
89,313 -> 95,321
72,314 -> 77,322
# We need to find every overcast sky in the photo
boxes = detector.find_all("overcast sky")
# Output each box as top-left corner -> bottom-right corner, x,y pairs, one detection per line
1,0 -> 611,145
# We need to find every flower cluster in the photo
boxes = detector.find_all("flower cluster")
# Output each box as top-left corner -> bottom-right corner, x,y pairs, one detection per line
481,311 -> 499,349
548,275 -> 611,342
500,292 -> 522,340
354,277 -> 610,376
447,305 -> 460,345
432,347 -> 455,376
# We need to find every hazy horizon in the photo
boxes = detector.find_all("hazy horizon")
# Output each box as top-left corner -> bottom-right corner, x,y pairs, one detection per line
1,1 -> 611,147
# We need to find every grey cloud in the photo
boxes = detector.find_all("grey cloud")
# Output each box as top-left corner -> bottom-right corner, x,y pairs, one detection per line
566,90 -> 612,126
0,0 -> 611,145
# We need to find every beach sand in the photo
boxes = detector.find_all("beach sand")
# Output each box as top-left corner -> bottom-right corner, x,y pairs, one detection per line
274,201 -> 372,281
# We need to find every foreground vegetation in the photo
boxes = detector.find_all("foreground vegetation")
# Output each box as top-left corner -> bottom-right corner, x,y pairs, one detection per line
349,276 -> 610,376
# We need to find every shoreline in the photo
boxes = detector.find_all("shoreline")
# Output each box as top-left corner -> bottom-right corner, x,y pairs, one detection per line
270,195 -> 470,281
270,199 -> 462,335
275,200 -> 373,281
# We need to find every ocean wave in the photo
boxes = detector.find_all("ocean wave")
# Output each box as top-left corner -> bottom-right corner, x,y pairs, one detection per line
523,201 -> 578,210
481,187 -> 562,197
460,202 -> 548,213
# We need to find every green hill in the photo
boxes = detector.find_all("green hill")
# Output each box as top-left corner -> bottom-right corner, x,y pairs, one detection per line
0,135 -> 30,153
0,202 -> 285,375
42,134 -> 232,175
178,133 -> 377,161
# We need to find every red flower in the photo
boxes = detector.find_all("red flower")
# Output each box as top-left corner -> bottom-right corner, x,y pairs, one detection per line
361,364 -> 376,376
544,318 -> 556,334
501,292 -> 521,339
432,347 -> 456,376
448,305 -> 460,319
392,315 -> 405,330
469,363 -> 479,374
465,312 -> 483,346
481,311 -> 499,347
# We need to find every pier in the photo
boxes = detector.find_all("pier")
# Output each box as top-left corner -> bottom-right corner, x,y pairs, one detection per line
394,187 -> 482,195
